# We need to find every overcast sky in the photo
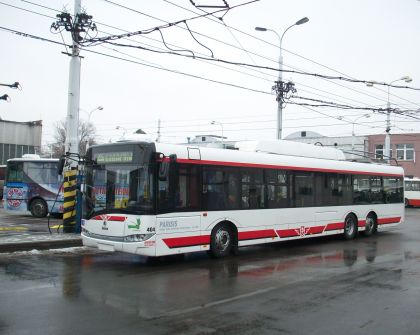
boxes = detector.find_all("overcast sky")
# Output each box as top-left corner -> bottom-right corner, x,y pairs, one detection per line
1,0 -> 419,149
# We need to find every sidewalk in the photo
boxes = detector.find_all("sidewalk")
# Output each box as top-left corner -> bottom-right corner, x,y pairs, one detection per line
0,233 -> 83,253
0,206 -> 83,253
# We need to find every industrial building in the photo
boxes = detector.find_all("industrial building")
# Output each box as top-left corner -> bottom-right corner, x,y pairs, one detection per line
0,119 -> 42,165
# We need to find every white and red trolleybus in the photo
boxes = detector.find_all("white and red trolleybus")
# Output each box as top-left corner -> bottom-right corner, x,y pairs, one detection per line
404,177 -> 420,207
81,140 -> 404,258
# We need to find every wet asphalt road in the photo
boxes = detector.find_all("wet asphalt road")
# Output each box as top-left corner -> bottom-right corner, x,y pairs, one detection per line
1,210 -> 420,335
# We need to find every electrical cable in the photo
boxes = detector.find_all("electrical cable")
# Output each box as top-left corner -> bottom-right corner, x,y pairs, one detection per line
47,180 -> 65,234
7,0 -> 417,111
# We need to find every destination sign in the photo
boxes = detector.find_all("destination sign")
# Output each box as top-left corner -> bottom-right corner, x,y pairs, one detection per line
95,151 -> 133,164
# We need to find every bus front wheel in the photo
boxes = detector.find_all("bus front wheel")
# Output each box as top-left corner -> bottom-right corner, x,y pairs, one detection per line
343,214 -> 358,240
210,223 -> 234,258
30,199 -> 48,218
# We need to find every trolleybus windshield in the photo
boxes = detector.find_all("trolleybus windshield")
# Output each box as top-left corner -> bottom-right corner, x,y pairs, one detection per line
85,143 -> 155,217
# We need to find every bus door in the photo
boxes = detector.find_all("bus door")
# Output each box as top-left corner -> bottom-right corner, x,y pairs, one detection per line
156,161 -> 201,252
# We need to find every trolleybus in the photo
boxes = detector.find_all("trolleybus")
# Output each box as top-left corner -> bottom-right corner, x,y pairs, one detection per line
404,177 -> 420,207
81,140 -> 404,258
3,156 -> 63,217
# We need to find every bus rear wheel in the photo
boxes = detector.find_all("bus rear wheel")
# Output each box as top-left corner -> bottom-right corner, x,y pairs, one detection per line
30,199 -> 48,218
363,214 -> 377,237
210,223 -> 234,258
405,198 -> 410,208
343,214 -> 358,240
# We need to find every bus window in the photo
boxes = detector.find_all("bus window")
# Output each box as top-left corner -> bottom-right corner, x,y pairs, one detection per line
157,163 -> 200,213
266,169 -> 289,208
370,176 -> 384,204
6,162 -> 23,182
384,177 -> 403,203
353,176 -> 370,204
241,169 -> 264,209
203,167 -> 226,211
294,172 -> 314,207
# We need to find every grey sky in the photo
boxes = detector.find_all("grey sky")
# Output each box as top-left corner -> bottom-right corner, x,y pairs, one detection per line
1,0 -> 419,148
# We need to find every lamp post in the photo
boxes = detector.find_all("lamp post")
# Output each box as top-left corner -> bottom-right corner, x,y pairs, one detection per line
255,17 -> 309,140
367,76 -> 412,161
87,105 -> 103,122
211,120 -> 224,146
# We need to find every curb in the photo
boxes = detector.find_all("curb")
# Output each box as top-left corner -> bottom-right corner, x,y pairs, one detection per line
0,238 -> 83,253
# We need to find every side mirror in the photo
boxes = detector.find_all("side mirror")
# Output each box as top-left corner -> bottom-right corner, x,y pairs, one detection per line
57,157 -> 65,175
158,154 -> 177,181
158,162 -> 169,181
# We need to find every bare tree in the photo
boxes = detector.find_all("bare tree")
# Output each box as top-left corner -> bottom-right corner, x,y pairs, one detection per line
51,119 -> 97,158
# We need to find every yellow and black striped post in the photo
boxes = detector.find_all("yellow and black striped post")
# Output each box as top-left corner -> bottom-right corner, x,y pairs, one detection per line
63,168 -> 77,233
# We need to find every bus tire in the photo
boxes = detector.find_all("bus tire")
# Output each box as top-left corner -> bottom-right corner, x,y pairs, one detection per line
405,198 -> 410,208
30,199 -> 48,218
210,223 -> 234,258
363,213 -> 377,237
343,214 -> 358,240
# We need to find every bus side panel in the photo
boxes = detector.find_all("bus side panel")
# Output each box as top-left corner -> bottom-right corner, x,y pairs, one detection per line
3,183 -> 30,213
155,213 -> 202,256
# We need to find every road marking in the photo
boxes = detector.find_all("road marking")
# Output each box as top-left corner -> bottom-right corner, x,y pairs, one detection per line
151,286 -> 277,319
0,227 -> 28,231
49,225 -> 62,229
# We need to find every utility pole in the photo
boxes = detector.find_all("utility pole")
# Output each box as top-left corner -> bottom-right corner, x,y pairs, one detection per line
66,0 -> 82,164
51,0 -> 96,233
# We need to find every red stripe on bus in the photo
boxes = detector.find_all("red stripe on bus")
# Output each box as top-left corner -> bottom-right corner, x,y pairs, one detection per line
175,158 -> 403,177
378,217 -> 401,225
277,229 -> 299,238
358,220 -> 366,228
277,225 -> 326,238
408,199 -> 420,207
163,235 -> 210,248
325,222 -> 345,231
238,229 -> 277,241
91,215 -> 126,222
309,226 -> 325,234
107,216 -> 127,222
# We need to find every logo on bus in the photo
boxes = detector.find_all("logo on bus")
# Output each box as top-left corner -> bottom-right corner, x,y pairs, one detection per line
128,218 -> 141,230
295,226 -> 310,237
102,217 -> 109,231
7,199 -> 23,208
7,187 -> 24,198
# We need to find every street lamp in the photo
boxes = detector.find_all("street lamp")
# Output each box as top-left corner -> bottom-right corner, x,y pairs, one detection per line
367,76 -> 412,161
87,105 -> 103,122
255,17 -> 309,140
210,120 -> 224,146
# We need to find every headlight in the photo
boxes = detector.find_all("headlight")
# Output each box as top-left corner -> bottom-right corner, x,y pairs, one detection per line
123,233 -> 155,243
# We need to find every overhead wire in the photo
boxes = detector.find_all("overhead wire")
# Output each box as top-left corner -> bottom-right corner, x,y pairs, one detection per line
4,1 -> 420,139
160,0 -> 420,109
9,0 -> 420,113
8,0 -> 415,112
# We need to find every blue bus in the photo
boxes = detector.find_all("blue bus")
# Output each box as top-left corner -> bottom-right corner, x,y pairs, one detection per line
3,156 -> 63,217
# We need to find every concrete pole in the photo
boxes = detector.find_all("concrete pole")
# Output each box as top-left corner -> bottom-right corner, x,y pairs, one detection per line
65,0 -> 82,165
384,99 -> 391,162
277,52 -> 283,140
